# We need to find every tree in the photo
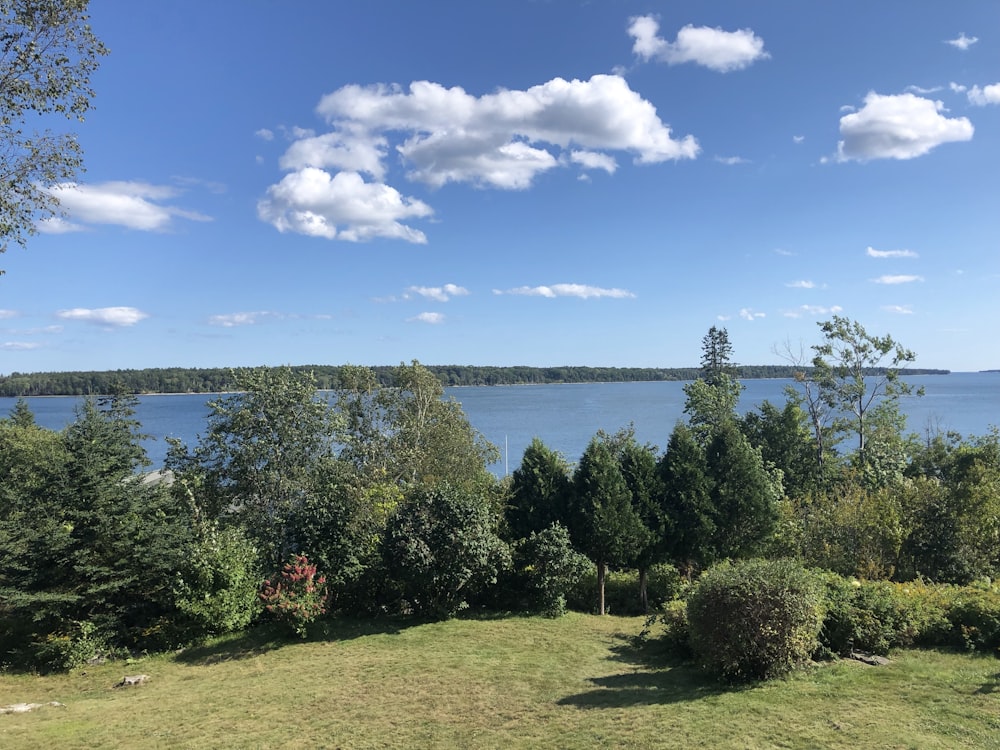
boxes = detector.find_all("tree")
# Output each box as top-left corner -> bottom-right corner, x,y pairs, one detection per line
568,436 -> 651,615
336,361 -> 499,493
704,421 -> 782,560
684,326 -> 743,441
812,316 -> 920,468
170,366 -> 339,563
506,437 -> 572,541
658,423 -> 714,573
740,400 -> 822,499
1,0 -> 108,259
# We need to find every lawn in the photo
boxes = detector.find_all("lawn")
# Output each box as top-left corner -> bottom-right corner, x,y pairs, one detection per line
2,613 -> 999,749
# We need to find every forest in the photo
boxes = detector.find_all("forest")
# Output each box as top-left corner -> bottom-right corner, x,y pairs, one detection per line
1,316 -> 997,679
0,362 -> 950,397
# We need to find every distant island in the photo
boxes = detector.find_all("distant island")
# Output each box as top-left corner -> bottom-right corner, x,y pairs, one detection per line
0,364 -> 951,398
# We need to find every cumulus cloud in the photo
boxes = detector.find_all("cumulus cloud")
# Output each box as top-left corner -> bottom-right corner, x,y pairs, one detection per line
408,312 -> 445,324
257,168 -> 433,243
786,280 -> 816,289
739,308 -> 765,321
946,33 -> 978,50
968,83 -> 1000,106
836,92 -> 973,161
38,182 -> 211,232
56,307 -> 149,327
406,284 -> 469,302
867,246 -> 918,259
260,74 -> 700,243
872,274 -> 924,284
883,304 -> 914,314
255,128 -> 275,141
628,16 -> 769,72
493,283 -> 636,299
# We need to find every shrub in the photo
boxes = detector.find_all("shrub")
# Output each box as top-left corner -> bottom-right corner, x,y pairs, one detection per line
642,599 -> 692,659
687,558 -> 823,681
259,555 -> 328,638
33,620 -> 124,672
946,582 -> 1000,652
517,523 -> 591,617
818,576 -> 908,656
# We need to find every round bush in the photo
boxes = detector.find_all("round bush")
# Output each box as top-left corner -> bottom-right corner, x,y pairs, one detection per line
687,558 -> 824,681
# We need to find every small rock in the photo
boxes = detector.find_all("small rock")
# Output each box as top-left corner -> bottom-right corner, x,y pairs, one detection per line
849,650 -> 891,666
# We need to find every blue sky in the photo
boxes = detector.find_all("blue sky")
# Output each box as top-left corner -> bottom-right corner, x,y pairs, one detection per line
2,1 -> 999,374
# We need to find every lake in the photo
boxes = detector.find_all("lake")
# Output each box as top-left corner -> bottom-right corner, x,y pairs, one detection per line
3,373 -> 998,473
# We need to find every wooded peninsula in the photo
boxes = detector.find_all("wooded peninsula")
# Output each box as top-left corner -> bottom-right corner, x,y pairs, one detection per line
0,363 -> 950,397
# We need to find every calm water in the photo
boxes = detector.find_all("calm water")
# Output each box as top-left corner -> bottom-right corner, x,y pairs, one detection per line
3,373 -> 998,472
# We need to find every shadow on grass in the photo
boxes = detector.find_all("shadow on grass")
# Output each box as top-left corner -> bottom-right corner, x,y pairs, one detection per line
175,617 -> 409,667
557,632 -> 732,708
975,672 -> 1000,695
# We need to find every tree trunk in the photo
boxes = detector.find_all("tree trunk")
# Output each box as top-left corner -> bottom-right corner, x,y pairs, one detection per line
597,560 -> 607,616
639,567 -> 649,613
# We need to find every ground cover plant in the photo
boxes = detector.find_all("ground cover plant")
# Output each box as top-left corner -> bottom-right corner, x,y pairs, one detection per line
2,614 -> 1000,749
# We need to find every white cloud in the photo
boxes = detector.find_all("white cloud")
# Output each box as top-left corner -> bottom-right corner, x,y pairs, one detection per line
39,182 -> 211,232
257,168 -> 433,243
279,131 -> 389,177
905,85 -> 943,95
56,307 -> 149,327
406,284 -> 469,302
883,304 -> 914,314
408,312 -> 445,324
786,280 -> 816,289
837,92 -> 973,161
867,246 -> 918,259
945,33 -> 978,51
968,83 -> 1000,106
208,311 -> 282,327
714,155 -> 749,165
316,75 -> 698,181
739,308 -> 765,321
255,128 -> 275,141
773,248 -> 795,256
494,283 -> 636,299
569,150 -> 618,174
792,135 -> 805,144
872,274 -> 924,284
783,304 -> 843,318
0,309 -> 17,319
2,342 -> 41,350
628,16 -> 769,72
949,82 -> 967,94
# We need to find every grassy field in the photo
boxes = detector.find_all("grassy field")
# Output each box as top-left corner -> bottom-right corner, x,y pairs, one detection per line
2,613 -> 999,749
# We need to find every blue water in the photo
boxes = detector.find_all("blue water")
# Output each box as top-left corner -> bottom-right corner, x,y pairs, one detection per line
3,373 -> 998,472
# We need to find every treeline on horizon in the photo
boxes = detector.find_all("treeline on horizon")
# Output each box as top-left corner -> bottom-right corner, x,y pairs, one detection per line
0,363 -> 951,397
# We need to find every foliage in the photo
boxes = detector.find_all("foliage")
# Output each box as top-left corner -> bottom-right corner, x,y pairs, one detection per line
32,619 -> 123,672
336,361 -> 499,492
171,366 -> 339,563
812,315 -> 920,470
740,399 -> 822,499
642,599 -> 692,658
173,524 -> 263,639
513,522 -> 591,617
506,437 -> 572,541
0,0 -> 108,259
683,326 -> 743,441
569,435 -> 652,615
259,554 -> 328,638
657,423 -> 714,572
818,575 -> 912,656
383,483 -> 511,619
687,558 -> 824,681
703,421 -> 782,561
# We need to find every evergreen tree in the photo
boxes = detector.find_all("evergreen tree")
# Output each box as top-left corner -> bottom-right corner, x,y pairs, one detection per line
506,437 -> 572,541
658,423 -> 714,573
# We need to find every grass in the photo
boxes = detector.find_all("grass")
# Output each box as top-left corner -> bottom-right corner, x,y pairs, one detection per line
2,613 -> 1000,749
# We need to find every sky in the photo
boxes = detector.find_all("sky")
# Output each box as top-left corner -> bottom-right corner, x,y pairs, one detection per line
2,1 -> 999,374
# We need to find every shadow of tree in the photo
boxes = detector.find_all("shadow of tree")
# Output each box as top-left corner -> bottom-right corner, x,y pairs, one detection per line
975,671 -> 1000,695
557,632 -> 736,708
175,617 -> 408,666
